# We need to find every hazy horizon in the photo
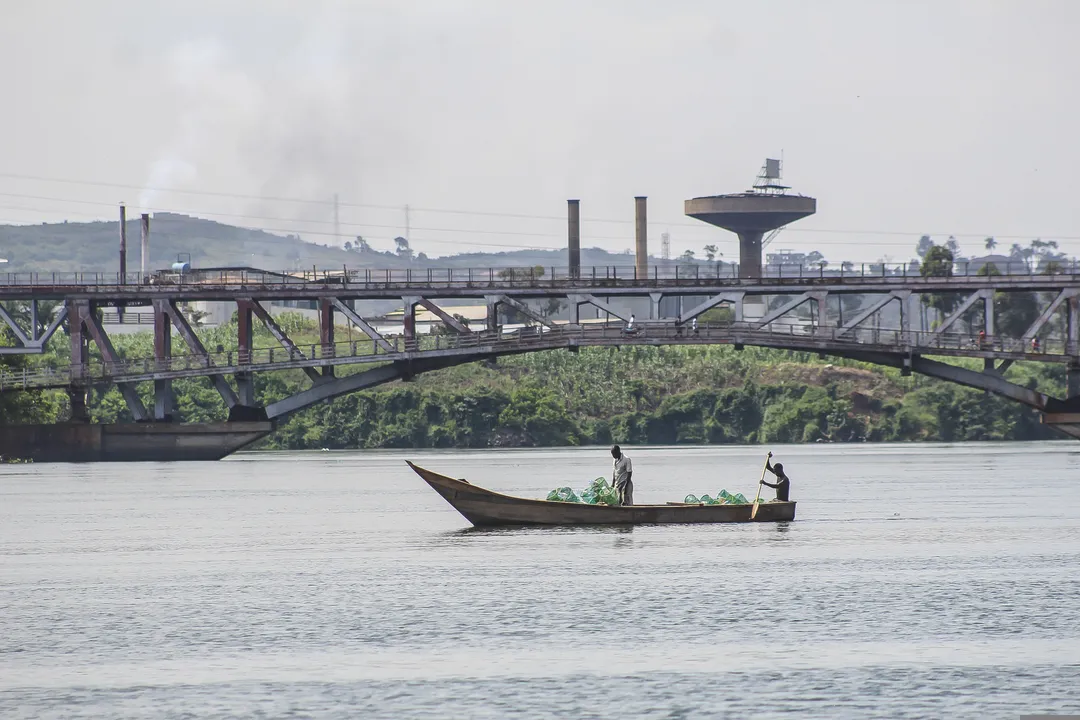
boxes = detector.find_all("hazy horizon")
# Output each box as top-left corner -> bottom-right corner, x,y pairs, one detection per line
2,1 -> 1077,262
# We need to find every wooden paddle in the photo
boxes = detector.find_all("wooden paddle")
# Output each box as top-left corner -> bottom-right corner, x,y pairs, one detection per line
750,452 -> 771,520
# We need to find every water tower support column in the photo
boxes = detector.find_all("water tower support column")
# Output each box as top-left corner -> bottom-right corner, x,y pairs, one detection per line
738,231 -> 765,279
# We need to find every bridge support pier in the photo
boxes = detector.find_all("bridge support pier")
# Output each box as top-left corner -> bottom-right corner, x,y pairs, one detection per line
486,296 -> 499,333
68,302 -> 87,388
235,299 -> 255,408
1068,362 -> 1080,400
153,300 -> 174,421
320,299 -> 335,378
403,297 -> 418,344
67,387 -> 90,422
1068,295 -> 1080,357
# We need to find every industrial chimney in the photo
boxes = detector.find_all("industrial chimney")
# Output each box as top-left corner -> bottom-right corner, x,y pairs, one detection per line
140,213 -> 150,280
634,196 -> 648,279
119,203 -> 127,283
567,199 -> 581,278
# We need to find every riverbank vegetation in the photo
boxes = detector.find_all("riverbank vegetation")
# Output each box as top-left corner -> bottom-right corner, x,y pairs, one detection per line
1,313 -> 1063,447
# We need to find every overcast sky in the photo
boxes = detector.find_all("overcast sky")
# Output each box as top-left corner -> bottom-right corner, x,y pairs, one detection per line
1,0 -> 1077,262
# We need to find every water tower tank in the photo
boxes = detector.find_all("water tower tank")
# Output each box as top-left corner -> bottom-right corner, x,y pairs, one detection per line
685,159 -> 816,279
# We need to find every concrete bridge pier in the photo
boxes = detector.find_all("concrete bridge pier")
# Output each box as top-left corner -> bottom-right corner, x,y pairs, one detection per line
1068,362 -> 1080,400
66,386 -> 90,422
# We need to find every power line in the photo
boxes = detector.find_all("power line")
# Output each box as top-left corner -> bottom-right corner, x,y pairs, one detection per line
0,202 -> 559,250
1,174 -> 1078,247
0,191 -> 576,239
0,171 -> 581,222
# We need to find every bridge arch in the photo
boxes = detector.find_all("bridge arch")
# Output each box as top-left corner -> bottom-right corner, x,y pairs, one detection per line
258,335 -> 1080,441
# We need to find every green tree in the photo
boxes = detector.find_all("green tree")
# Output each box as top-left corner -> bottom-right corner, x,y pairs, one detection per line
945,236 -> 961,257
916,235 -> 934,258
921,245 -> 957,315
0,330 -> 62,427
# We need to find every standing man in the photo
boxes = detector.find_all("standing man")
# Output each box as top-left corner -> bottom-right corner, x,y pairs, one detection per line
611,444 -> 634,506
761,452 -> 791,502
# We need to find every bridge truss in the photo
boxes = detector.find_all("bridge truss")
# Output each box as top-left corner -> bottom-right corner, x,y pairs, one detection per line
2,265 -> 1080,438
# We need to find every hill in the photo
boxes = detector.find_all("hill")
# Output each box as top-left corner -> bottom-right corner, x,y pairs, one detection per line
0,213 -> 652,273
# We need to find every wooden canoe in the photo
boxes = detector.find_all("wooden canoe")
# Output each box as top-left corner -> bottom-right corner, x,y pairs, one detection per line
407,461 -> 797,527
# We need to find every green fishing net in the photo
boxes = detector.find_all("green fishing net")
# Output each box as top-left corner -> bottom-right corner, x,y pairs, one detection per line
546,477 -> 619,505
545,487 -> 581,503
547,480 -> 752,506
684,490 -> 751,505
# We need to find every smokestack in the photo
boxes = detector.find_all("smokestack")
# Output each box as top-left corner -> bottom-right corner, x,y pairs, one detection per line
119,204 -> 127,283
140,213 -> 150,279
635,196 -> 648,279
567,199 -> 580,278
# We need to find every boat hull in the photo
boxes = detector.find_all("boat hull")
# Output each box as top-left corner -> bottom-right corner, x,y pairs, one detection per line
407,461 -> 796,527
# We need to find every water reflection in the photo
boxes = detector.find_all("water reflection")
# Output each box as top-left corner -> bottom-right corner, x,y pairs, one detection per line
445,524 -> 638,537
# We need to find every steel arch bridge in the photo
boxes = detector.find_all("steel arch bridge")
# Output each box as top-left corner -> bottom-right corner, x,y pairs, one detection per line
3,263 -> 1080,442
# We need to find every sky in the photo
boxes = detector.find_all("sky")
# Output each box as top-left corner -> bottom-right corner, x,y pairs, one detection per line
1,0 -> 1078,263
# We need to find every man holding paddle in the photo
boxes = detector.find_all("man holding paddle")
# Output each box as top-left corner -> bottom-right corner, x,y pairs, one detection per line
761,452 -> 791,502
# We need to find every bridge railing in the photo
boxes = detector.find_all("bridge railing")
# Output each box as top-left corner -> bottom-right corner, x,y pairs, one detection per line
0,319 -> 1071,391
2,259 -> 1078,289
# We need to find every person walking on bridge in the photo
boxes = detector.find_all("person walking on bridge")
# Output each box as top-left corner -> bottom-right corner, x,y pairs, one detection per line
611,445 -> 634,506
761,452 -> 791,502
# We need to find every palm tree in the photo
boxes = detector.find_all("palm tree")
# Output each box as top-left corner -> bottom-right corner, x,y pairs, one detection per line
984,237 -> 997,252
703,244 -> 717,264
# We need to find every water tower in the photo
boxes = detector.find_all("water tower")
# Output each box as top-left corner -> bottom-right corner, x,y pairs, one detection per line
685,159 -> 816,278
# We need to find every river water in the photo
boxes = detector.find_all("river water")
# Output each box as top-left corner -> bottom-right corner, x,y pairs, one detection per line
1,443 -> 1078,718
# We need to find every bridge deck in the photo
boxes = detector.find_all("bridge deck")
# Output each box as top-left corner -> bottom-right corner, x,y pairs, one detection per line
2,264 -> 1080,300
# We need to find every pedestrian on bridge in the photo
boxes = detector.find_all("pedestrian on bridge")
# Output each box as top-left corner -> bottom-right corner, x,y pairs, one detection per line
611,445 -> 634,506
762,453 -> 791,502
